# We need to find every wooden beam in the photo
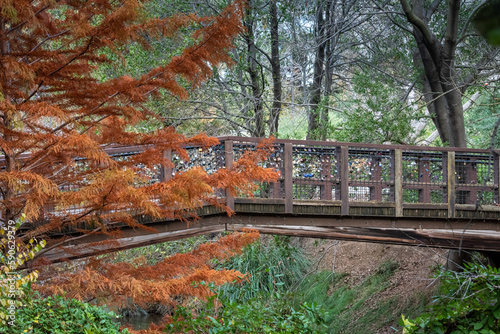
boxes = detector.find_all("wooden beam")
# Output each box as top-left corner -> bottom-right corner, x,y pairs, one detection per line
37,225 -> 226,264
227,224 -> 500,252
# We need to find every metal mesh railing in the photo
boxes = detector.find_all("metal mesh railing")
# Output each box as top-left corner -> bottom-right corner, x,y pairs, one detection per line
455,152 -> 496,205
31,138 -> 500,221
292,146 -> 337,200
401,151 -> 444,204
172,145 -> 225,175
233,141 -> 284,199
348,148 -> 392,202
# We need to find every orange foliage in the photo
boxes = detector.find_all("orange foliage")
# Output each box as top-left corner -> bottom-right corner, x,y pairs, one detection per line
35,230 -> 260,307
0,0 -> 277,259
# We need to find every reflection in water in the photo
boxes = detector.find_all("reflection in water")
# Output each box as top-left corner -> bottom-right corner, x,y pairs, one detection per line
118,313 -> 165,331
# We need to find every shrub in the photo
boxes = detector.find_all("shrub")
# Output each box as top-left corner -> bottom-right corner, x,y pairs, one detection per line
0,288 -> 128,334
0,215 -> 46,324
164,289 -> 327,334
215,236 -> 310,302
401,263 -> 500,334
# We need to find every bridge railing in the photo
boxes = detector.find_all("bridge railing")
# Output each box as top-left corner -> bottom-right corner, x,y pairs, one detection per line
22,137 -> 500,225
210,137 -> 499,219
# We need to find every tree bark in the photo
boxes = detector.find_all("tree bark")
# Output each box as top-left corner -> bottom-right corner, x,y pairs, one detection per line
400,0 -> 472,270
243,1 -> 265,137
269,0 -> 282,136
400,0 -> 466,147
307,1 -> 326,140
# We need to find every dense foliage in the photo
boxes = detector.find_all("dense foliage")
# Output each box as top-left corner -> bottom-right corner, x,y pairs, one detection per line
0,289 -> 127,334
216,235 -> 310,302
160,236 -> 326,333
35,231 -> 261,308
0,0 -> 278,268
401,263 -> 500,334
0,216 -> 45,324
165,292 -> 326,334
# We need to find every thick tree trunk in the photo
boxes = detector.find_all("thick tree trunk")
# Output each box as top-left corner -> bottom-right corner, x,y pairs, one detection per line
243,2 -> 265,137
400,0 -> 470,270
400,0 -> 466,147
269,0 -> 281,136
307,2 -> 326,140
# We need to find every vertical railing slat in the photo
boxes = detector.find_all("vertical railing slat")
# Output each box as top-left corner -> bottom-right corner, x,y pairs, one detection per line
341,146 -> 349,215
321,153 -> 332,200
448,151 -> 456,218
395,149 -> 403,217
284,143 -> 293,214
160,149 -> 172,182
224,140 -> 234,211
418,155 -> 431,203
370,157 -> 382,201
495,152 -> 500,205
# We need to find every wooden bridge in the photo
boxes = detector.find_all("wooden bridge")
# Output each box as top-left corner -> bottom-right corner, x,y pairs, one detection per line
36,137 -> 500,262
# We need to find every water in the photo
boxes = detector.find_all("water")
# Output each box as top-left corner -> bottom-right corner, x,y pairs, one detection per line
118,313 -> 165,331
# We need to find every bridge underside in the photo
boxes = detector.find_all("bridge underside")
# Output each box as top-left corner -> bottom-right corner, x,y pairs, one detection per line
40,200 -> 500,263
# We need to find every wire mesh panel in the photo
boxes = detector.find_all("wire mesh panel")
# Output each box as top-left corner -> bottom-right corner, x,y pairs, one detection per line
172,145 -> 225,175
233,141 -> 284,199
348,148 -> 392,202
292,146 -> 337,200
402,151 -> 444,204
455,152 -> 497,205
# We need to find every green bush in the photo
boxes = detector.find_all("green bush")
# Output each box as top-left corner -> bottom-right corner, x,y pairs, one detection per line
0,288 -> 128,334
165,290 -> 327,334
163,237 -> 325,333
401,263 -> 500,334
215,236 -> 310,302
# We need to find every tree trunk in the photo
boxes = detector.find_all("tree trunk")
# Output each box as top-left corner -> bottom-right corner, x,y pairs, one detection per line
399,0 -> 470,269
307,2 -> 326,140
243,1 -> 265,137
400,0 -> 466,147
269,0 -> 282,136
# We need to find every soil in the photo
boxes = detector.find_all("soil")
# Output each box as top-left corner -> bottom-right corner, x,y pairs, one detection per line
297,238 -> 448,333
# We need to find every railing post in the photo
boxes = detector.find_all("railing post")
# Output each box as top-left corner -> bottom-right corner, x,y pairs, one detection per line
495,152 -> 500,204
284,143 -> 293,214
447,151 -> 456,218
370,156 -> 382,201
466,158 -> 478,204
224,140 -> 234,211
395,149 -> 403,217
418,155 -> 431,203
321,153 -> 332,200
340,146 -> 349,216
160,149 -> 172,182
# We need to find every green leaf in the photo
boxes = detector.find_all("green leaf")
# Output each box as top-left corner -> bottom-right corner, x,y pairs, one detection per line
493,307 -> 500,320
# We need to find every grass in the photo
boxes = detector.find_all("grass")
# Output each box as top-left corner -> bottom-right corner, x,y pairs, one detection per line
292,259 -> 431,333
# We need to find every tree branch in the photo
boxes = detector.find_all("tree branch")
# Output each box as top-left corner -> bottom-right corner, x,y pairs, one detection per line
399,0 -> 434,46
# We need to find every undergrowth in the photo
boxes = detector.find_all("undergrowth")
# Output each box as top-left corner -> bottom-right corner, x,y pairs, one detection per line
401,263 -> 500,334
292,259 -> 430,333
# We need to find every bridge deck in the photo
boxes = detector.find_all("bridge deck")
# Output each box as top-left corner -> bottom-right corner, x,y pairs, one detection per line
26,137 -> 500,262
